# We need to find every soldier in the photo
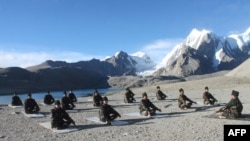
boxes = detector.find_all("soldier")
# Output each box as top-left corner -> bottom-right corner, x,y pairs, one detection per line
93,90 -> 103,107
68,89 -> 77,102
24,93 -> 40,114
61,91 -> 75,110
214,90 -> 243,119
124,87 -> 136,103
51,100 -> 76,130
178,88 -> 197,110
11,91 -> 23,106
203,87 -> 217,105
99,96 -> 121,125
156,86 -> 168,100
43,90 -> 55,105
139,92 -> 161,117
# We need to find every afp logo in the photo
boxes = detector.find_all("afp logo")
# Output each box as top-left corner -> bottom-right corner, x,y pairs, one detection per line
224,125 -> 250,141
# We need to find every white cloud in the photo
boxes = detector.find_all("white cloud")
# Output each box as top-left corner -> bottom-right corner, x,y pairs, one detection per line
140,38 -> 183,63
0,50 -> 101,68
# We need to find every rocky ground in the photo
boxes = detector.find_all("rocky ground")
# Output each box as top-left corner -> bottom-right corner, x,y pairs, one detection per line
1,70 -> 250,141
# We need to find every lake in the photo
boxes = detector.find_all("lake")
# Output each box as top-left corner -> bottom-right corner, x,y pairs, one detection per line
0,88 -> 122,105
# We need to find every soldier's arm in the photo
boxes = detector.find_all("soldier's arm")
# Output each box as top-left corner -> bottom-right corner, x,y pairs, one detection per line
149,101 -> 161,111
63,110 -> 75,125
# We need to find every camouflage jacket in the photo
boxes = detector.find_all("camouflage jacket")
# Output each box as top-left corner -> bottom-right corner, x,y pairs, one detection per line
139,99 -> 159,112
218,98 -> 243,115
178,94 -> 194,107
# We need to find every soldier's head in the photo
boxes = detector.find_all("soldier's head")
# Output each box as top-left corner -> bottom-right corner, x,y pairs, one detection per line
157,86 -> 160,90
126,87 -> 130,91
103,96 -> 108,104
142,92 -> 148,99
205,87 -> 209,92
55,100 -> 61,108
63,91 -> 67,97
27,92 -> 32,98
47,90 -> 50,95
13,91 -> 17,96
231,90 -> 239,99
94,91 -> 98,96
179,88 -> 184,95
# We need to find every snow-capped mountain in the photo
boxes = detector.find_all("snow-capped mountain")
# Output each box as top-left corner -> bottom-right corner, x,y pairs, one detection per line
105,51 -> 156,75
155,27 -> 250,77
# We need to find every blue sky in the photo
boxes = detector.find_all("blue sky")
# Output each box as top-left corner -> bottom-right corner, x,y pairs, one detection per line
0,0 -> 250,68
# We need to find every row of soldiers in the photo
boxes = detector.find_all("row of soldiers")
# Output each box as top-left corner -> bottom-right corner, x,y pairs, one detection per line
11,90 -> 78,113
121,86 -> 243,119
10,86 -> 244,129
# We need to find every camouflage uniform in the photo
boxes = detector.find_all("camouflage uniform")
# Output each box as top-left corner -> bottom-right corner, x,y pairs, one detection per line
124,89 -> 136,103
68,91 -> 77,102
12,94 -> 23,106
217,98 -> 243,119
203,92 -> 217,105
24,98 -> 40,114
51,107 -> 75,129
156,90 -> 167,100
178,94 -> 195,109
61,95 -> 75,110
99,104 -> 121,123
139,99 -> 161,116
44,93 -> 55,105
51,100 -> 75,129
93,94 -> 103,106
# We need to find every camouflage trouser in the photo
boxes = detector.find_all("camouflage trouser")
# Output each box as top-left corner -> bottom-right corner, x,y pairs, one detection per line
51,120 -> 71,129
124,98 -> 134,103
140,109 -> 156,116
156,94 -> 166,100
204,100 -> 216,105
179,102 -> 192,109
99,110 -> 118,122
221,107 -> 240,119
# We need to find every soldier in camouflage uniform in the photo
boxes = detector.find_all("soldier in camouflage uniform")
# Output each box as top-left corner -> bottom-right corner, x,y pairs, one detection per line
51,100 -> 75,129
24,93 -> 40,114
214,90 -> 243,119
178,88 -> 197,110
99,96 -> 121,125
11,91 -> 23,106
124,87 -> 136,103
156,86 -> 168,100
139,92 -> 161,117
203,86 -> 217,105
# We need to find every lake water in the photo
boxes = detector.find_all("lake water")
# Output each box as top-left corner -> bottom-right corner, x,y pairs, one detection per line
0,88 -> 122,105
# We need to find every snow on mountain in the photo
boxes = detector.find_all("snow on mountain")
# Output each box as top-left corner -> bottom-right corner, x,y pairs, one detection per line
106,51 -> 156,75
160,28 -> 217,68
131,51 -> 156,73
156,27 -> 250,76
186,29 -> 214,49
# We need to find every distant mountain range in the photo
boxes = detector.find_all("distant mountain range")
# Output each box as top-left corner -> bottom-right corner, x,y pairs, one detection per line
0,51 -> 156,94
0,27 -> 250,94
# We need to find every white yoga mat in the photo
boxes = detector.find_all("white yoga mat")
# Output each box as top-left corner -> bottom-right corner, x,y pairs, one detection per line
86,117 -> 128,125
22,111 -> 45,118
125,112 -> 169,118
39,122 -> 78,134
120,103 -> 134,105
8,104 -> 23,108
66,110 -> 78,113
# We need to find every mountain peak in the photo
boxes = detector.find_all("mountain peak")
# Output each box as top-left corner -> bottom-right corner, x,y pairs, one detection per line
131,51 -> 151,60
186,28 -> 215,49
114,51 -> 128,58
244,27 -> 250,35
